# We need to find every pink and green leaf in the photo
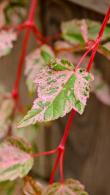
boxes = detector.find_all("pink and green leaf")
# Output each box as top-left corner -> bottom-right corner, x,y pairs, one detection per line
25,44 -> 55,94
19,59 -> 93,127
0,137 -> 34,182
0,30 -> 17,57
61,19 -> 110,44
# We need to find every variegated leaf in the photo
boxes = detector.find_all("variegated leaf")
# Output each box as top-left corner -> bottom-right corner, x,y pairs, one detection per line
25,45 -> 54,94
0,137 -> 34,182
0,30 -> 17,57
19,58 -> 93,128
61,19 -> 110,44
42,178 -> 89,195
5,3 -> 27,25
61,20 -> 85,44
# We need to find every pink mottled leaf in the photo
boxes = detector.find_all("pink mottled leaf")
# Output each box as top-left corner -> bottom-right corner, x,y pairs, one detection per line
0,30 -> 17,57
0,136 -> 33,182
42,178 -> 89,195
19,58 -> 93,128
61,19 -> 110,44
25,45 -> 54,94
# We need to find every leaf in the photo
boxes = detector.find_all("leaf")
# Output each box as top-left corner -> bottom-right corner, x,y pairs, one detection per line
0,136 -> 34,182
61,20 -> 85,44
19,58 -> 93,128
0,30 -> 17,57
42,178 -> 89,195
5,3 -> 27,25
49,58 -> 74,71
61,19 -> 110,44
25,45 -> 54,94
87,20 -> 110,40
23,176 -> 43,195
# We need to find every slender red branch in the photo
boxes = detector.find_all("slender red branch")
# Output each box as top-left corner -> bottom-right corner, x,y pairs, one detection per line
87,7 -> 110,71
28,0 -> 38,22
32,148 -> 57,158
60,110 -> 76,147
59,149 -> 64,183
49,150 -> 62,184
12,0 -> 38,101
12,30 -> 31,100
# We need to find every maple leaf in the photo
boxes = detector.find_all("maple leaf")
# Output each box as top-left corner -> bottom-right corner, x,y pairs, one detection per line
0,136 -> 34,182
0,30 -> 17,57
25,44 -> 54,94
61,19 -> 110,44
19,58 -> 93,128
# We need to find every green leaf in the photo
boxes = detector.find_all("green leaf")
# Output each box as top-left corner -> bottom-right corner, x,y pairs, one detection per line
61,20 -> 85,44
87,20 -> 110,40
61,19 -> 110,44
41,49 -> 53,63
25,45 -> 54,94
49,58 -> 74,71
0,137 -> 34,182
42,178 -> 89,195
19,59 -> 93,128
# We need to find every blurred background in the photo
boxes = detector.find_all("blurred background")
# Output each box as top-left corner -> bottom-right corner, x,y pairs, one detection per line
1,0 -> 110,194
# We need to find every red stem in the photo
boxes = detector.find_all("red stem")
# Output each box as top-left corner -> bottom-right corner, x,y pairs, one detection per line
28,0 -> 37,22
12,30 -> 31,99
59,149 -> 64,183
60,109 -> 76,147
32,148 -> 57,158
49,150 -> 62,184
87,7 -> 110,71
12,0 -> 38,101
